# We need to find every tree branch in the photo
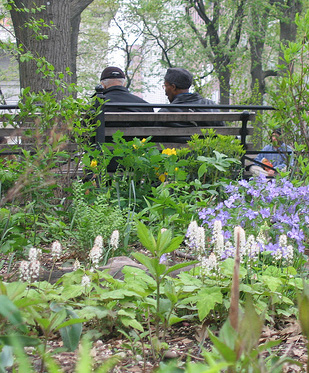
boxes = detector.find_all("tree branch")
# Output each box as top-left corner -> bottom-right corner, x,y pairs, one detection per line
70,0 -> 94,20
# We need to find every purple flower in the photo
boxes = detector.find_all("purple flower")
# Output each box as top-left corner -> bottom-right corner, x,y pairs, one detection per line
264,242 -> 280,254
287,227 -> 304,242
238,179 -> 249,188
243,208 -> 258,221
259,208 -> 270,219
159,254 -> 167,263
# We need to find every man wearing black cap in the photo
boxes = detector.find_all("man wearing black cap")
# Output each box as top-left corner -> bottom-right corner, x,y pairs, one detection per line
97,66 -> 153,115
249,128 -> 294,177
159,67 -> 223,127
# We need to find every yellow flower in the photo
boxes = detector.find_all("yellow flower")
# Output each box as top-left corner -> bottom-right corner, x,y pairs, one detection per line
175,167 -> 179,171
141,138 -> 147,143
90,160 -> 97,168
133,144 -> 138,149
158,174 -> 166,183
158,172 -> 168,183
162,148 -> 177,156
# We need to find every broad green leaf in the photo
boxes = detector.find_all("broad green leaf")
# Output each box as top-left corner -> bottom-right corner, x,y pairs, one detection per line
208,328 -> 237,363
136,221 -> 157,255
120,317 -> 144,332
0,345 -> 13,370
156,229 -> 172,254
77,306 -> 109,320
61,284 -> 85,300
260,275 -> 282,292
118,309 -> 136,318
161,235 -> 184,255
197,287 -> 223,321
132,252 -> 156,277
165,260 -> 198,276
197,163 -> 207,179
237,297 -> 263,355
2,282 -> 28,301
0,295 -> 27,333
0,335 -> 40,347
55,318 -> 86,331
59,320 -> 82,352
168,315 -> 184,326
35,317 -> 51,330
99,289 -> 140,300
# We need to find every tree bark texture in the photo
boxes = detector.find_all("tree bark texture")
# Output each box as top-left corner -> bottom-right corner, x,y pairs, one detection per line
278,0 -> 302,70
9,0 -> 94,99
186,0 -> 246,105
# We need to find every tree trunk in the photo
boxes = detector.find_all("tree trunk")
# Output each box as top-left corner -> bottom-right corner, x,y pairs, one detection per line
278,0 -> 302,70
217,66 -> 231,106
9,0 -> 94,100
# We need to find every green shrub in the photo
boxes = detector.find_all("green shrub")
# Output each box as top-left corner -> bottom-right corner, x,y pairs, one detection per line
176,129 -> 245,182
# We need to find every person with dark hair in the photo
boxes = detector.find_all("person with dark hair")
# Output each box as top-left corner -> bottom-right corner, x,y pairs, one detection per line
159,67 -> 223,127
249,129 -> 294,177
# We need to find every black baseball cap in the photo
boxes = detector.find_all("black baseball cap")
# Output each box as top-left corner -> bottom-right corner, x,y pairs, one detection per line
100,66 -> 125,80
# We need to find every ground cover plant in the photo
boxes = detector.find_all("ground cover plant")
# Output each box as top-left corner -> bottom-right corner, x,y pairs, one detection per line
1,172 -> 309,371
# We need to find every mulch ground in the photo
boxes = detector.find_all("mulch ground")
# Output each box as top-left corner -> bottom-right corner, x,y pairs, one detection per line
1,251 -> 308,372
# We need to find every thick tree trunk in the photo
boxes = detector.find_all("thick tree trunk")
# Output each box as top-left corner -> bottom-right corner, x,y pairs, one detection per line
9,0 -> 94,100
10,1 -> 71,99
278,0 -> 302,70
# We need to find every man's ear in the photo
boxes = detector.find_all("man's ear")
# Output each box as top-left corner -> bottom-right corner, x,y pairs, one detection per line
171,83 -> 177,92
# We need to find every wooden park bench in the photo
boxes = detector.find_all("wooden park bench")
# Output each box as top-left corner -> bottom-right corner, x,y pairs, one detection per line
0,103 -> 274,178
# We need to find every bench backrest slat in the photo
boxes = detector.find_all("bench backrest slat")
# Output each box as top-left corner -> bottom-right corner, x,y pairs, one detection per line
102,112 -> 256,122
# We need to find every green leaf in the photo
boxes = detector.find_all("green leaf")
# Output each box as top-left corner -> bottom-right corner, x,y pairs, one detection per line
198,163 -> 207,179
75,337 -> 93,373
208,328 -> 237,363
120,317 -> 144,332
299,292 -> 309,339
0,335 -> 40,347
0,345 -> 13,370
161,235 -> 184,255
55,318 -> 86,331
156,229 -> 172,254
59,310 -> 83,352
1,282 -> 28,301
260,275 -> 282,292
164,260 -> 198,277
168,315 -> 184,326
136,221 -> 157,255
132,252 -> 156,277
237,296 -> 263,355
197,287 -> 223,321
0,295 -> 27,333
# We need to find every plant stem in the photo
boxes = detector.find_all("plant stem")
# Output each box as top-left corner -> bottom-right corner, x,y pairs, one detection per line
156,277 -> 160,338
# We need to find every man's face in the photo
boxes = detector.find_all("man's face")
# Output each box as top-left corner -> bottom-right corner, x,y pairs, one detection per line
271,132 -> 280,147
163,81 -> 177,102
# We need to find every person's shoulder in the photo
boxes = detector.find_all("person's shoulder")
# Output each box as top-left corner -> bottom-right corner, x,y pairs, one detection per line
261,144 -> 273,151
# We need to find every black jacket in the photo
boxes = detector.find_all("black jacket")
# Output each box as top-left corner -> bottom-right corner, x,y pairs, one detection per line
93,85 -> 153,130
100,86 -> 153,113
159,92 -> 224,127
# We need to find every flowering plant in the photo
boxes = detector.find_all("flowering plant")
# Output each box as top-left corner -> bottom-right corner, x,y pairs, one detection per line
198,175 -> 308,267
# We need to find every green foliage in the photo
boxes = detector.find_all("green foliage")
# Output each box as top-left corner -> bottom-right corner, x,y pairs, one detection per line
261,10 -> 309,176
71,181 -> 126,252
177,129 -> 245,183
